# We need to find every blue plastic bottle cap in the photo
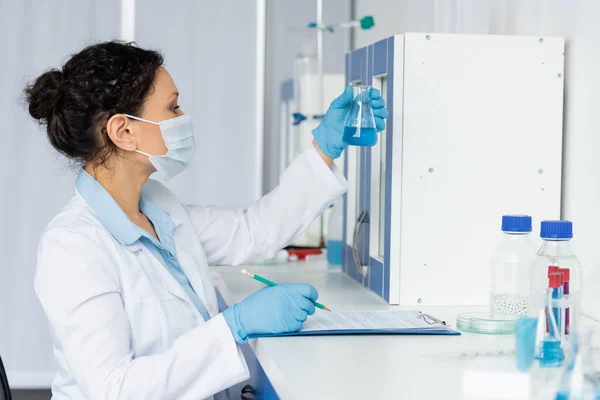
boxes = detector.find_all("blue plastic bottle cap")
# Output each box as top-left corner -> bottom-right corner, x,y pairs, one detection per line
501,215 -> 532,233
540,220 -> 573,240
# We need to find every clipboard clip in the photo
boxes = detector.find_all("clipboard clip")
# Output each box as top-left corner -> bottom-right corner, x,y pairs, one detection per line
418,311 -> 447,326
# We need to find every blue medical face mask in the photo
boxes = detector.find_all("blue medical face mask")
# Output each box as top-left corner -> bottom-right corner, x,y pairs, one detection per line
124,113 -> 196,181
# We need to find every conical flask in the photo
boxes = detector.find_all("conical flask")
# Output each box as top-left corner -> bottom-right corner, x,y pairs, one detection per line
342,85 -> 377,146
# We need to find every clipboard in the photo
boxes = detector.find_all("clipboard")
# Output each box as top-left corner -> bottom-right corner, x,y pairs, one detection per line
248,310 -> 461,338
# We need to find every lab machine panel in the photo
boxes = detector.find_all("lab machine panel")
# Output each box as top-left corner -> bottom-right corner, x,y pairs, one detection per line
343,33 -> 564,306
343,46 -> 370,285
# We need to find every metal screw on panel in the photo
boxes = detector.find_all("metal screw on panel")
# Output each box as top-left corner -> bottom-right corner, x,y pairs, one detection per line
426,35 -> 431,40
538,169 -> 544,175
539,38 -> 544,43
428,168 -> 434,173
558,73 -> 562,78
418,298 -> 423,304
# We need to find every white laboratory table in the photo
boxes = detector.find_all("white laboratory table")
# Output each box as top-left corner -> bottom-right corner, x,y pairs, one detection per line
212,260 -> 531,400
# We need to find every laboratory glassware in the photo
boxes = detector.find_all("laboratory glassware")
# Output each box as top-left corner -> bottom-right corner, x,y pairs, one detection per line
342,85 -> 377,146
530,221 -> 582,336
490,215 -> 536,316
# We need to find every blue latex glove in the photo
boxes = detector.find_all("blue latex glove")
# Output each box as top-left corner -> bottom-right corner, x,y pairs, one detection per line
312,85 -> 389,159
223,284 -> 318,343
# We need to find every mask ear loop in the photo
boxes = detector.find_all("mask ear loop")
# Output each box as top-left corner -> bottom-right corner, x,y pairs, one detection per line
135,150 -> 152,157
123,114 -> 160,157
123,114 -> 160,125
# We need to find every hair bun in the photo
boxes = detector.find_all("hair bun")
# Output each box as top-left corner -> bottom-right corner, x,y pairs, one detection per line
25,69 -> 64,122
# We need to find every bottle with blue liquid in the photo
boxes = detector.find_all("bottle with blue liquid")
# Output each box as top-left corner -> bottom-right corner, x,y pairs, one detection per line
326,199 -> 343,267
342,85 -> 378,146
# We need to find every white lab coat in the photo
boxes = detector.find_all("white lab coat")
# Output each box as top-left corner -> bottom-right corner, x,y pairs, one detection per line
35,147 -> 347,400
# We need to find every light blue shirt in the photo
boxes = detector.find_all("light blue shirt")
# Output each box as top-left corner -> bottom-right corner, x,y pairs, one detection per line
76,169 -> 210,321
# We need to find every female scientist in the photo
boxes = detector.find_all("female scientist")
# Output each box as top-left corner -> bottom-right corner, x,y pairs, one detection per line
26,41 -> 387,399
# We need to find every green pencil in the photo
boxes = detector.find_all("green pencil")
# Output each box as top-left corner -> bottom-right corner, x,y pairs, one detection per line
240,269 -> 331,311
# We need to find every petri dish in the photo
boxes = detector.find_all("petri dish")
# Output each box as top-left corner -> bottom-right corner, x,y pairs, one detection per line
456,312 -> 521,335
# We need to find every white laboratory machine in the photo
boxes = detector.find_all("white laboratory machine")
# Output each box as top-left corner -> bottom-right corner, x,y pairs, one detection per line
342,33 -> 564,305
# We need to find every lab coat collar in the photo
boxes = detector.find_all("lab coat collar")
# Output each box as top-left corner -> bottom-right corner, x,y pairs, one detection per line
75,169 -> 180,249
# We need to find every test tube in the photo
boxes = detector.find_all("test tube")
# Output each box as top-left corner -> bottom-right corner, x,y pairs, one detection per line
539,286 -> 565,367
548,272 -> 564,338
558,268 -> 570,335
545,266 -> 560,333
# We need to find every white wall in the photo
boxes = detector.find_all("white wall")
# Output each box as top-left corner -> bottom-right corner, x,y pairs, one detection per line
1,0 -> 267,388
263,0 -> 350,192
136,0 -> 264,208
353,0 -> 600,319
0,0 -> 121,387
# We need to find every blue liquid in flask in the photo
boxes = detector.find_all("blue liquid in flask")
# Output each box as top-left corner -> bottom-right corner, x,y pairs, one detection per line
342,126 -> 378,146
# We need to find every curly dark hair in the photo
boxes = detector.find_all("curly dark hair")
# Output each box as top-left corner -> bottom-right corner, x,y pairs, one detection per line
24,41 -> 164,166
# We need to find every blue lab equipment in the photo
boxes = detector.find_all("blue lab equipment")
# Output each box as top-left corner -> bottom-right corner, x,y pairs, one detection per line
343,85 -> 378,146
306,22 -> 335,33
312,85 -> 387,157
326,202 -> 343,267
223,284 -> 318,343
292,112 -> 307,126
343,127 -> 377,146
307,16 -> 375,32
311,86 -> 353,159
327,240 -> 343,265
515,317 -> 538,372
539,283 -> 565,368
540,339 -> 565,368
342,86 -> 387,146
